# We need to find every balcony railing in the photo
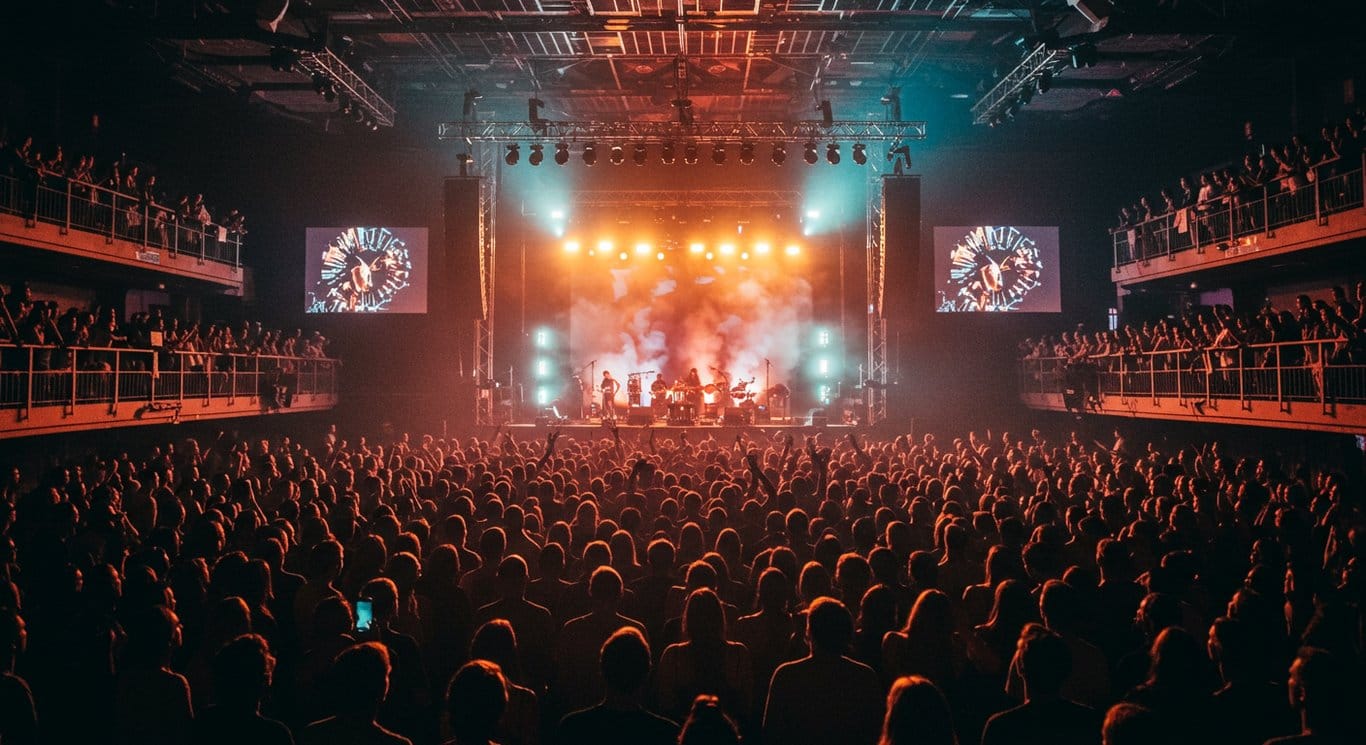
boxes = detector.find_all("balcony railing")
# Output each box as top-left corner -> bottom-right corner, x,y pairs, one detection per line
0,343 -> 337,412
0,171 -> 242,267
1018,339 -> 1366,409
1111,154 -> 1366,269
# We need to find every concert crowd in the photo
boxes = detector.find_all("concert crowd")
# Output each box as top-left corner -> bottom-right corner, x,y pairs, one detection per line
0,422 -> 1362,745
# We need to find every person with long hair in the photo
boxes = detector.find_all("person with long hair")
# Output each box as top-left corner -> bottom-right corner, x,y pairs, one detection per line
879,675 -> 957,745
882,589 -> 960,689
655,588 -> 752,723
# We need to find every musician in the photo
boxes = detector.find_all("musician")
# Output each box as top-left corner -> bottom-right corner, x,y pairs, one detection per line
600,371 -> 621,420
685,367 -> 703,410
711,365 -> 731,392
650,374 -> 669,414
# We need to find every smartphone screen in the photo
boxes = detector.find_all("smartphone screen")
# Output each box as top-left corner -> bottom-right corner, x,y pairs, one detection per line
355,599 -> 374,633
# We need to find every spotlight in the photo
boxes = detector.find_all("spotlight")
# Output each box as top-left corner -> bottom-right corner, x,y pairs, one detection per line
852,143 -> 867,165
505,144 -> 520,166
772,144 -> 787,165
598,240 -> 614,252
739,142 -> 755,165
683,143 -> 699,165
1018,85 -> 1034,106
755,242 -> 771,254
803,141 -> 818,165
661,142 -> 676,164
817,100 -> 833,126
563,241 -> 580,253
705,251 -> 714,260
826,143 -> 840,165
609,144 -> 625,165
633,143 -> 647,165
1037,70 -> 1053,94
554,142 -> 570,165
656,251 -> 665,261
635,242 -> 651,255
689,242 -> 705,254
529,144 -> 544,166
619,251 -> 629,261
368,119 -> 379,132
785,244 -> 801,256
719,243 -> 735,255
712,142 -> 727,165
583,143 -> 597,166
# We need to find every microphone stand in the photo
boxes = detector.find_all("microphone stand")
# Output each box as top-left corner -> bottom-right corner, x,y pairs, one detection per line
764,358 -> 771,420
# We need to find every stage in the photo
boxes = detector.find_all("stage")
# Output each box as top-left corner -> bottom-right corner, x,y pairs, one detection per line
505,420 -> 854,441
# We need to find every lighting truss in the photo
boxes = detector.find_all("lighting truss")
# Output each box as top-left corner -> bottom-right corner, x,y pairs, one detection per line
570,190 -> 802,209
970,43 -> 1071,126
297,48 -> 397,127
438,120 -> 927,144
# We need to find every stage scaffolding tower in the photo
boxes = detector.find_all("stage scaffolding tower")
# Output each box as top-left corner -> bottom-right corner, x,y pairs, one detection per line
866,176 -> 889,426
472,144 -> 498,425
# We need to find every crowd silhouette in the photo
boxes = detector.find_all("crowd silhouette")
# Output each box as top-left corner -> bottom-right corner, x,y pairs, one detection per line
0,422 -> 1362,745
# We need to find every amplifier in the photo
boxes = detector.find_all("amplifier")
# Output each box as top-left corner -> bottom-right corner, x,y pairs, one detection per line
626,406 -> 654,426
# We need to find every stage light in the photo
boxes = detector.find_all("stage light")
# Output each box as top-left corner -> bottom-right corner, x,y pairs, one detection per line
740,252 -> 749,260
826,143 -> 840,165
536,387 -> 550,405
739,142 -> 755,165
555,142 -> 570,165
1037,69 -> 1052,94
772,144 -> 786,165
529,144 -> 544,165
816,329 -> 831,347
536,358 -> 550,378
817,358 -> 830,376
635,242 -> 651,255
505,144 -> 520,165
712,143 -> 727,165
633,143 -> 647,165
719,243 -> 735,255
689,242 -> 705,254
618,251 -> 628,261
852,143 -> 867,165
1018,85 -> 1034,105
609,144 -> 625,165
338,97 -> 353,116
583,143 -> 597,165
817,99 -> 833,126
803,142 -> 818,165
660,142 -> 676,164
805,209 -> 821,220
551,209 -> 566,220
563,240 -> 580,253
785,244 -> 801,256
755,242 -> 771,255
684,143 -> 699,165
705,252 -> 714,260
535,328 -> 553,348
656,251 -> 665,261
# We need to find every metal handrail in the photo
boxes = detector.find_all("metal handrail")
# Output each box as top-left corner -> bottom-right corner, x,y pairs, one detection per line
0,171 -> 242,268
0,342 -> 338,412
1018,338 -> 1365,407
1110,153 -> 1366,269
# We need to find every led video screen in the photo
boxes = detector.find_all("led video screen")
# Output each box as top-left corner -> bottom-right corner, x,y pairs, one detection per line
305,227 -> 429,313
933,225 -> 1061,313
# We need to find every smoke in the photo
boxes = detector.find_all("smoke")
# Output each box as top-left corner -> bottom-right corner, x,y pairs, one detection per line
569,262 -> 812,403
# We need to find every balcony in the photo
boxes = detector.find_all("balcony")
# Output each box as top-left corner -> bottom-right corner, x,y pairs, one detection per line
0,173 -> 244,291
0,344 -> 339,438
1110,155 -> 1366,287
1018,341 -> 1366,434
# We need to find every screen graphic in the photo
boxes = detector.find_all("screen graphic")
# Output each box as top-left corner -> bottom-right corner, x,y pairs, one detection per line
933,225 -> 1060,313
305,227 -> 429,313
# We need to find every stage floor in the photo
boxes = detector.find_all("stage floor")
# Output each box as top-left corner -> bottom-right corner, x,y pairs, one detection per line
506,419 -> 853,439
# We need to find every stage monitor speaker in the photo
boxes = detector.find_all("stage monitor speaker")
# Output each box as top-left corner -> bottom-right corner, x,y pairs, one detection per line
808,408 -> 828,427
626,406 -> 653,426
723,407 -> 752,426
